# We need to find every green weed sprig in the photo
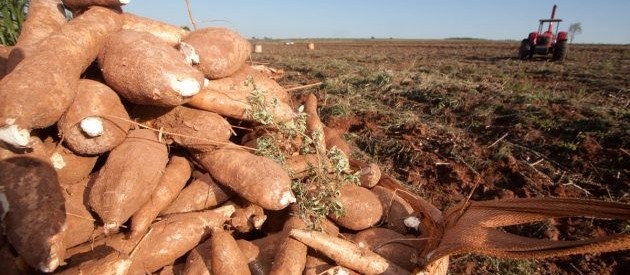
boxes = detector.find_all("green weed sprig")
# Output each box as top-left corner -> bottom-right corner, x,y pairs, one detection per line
0,0 -> 28,46
245,76 -> 357,230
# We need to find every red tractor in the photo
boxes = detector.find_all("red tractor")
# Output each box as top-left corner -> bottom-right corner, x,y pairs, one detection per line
518,5 -> 569,61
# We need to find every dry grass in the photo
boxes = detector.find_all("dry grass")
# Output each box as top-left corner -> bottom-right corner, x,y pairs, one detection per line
251,39 -> 629,274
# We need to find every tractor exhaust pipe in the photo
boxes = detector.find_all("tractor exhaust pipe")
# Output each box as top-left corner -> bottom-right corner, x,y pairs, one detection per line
547,4 -> 557,33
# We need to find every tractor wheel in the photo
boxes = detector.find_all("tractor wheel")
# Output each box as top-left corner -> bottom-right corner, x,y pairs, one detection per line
553,40 -> 568,61
518,39 -> 531,60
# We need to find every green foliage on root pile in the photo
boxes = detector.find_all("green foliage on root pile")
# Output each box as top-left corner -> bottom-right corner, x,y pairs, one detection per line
0,0 -> 27,46
244,76 -> 278,125
245,77 -> 359,230
292,147 -> 360,230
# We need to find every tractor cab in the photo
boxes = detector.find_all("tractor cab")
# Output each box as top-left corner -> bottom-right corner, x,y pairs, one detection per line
529,19 -> 564,53
518,5 -> 569,61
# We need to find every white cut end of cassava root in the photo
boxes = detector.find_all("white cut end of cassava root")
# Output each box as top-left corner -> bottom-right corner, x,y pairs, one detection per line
0,124 -> 30,148
333,267 -> 351,275
80,117 -> 104,137
104,222 -> 119,234
252,215 -> 267,229
169,76 -> 201,97
179,42 -> 199,65
39,252 -> 60,273
50,153 -> 66,170
119,0 -> 131,4
280,191 -> 297,206
114,259 -> 132,275
404,216 -> 421,230
39,225 -> 65,272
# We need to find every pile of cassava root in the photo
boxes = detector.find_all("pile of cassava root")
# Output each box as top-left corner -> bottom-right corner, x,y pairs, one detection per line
0,1 -> 434,274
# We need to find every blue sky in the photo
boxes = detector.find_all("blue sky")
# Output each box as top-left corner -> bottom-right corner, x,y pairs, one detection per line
125,1 -> 630,44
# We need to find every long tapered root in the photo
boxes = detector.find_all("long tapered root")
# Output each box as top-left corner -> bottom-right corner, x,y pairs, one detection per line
289,229 -> 407,275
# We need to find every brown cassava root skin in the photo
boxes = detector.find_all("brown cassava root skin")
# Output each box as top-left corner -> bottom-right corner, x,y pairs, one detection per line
269,217 -> 308,275
371,185 -> 416,234
5,0 -> 66,73
217,65 -> 291,103
305,253 -> 362,275
0,135 -> 49,162
237,238 -> 274,275
44,141 -> 98,186
98,30 -> 204,107
122,13 -> 189,46
55,249 -> 131,275
303,93 -> 327,154
0,238 -> 25,275
228,200 -> 267,233
303,254 -> 337,275
0,156 -> 66,272
62,0 -> 129,11
324,126 -> 351,157
153,106 -> 232,152
89,129 -> 168,233
7,136 -> 93,184
286,154 -> 321,179
0,45 -> 11,79
161,172 -> 232,215
289,229 -> 407,275
0,7 -> 122,131
196,147 -> 294,210
188,65 -> 295,122
65,208 -> 234,274
159,265 -> 186,275
210,228 -> 251,275
182,239 -> 212,275
130,209 -> 233,274
187,87 -> 251,120
63,178 -> 99,249
329,184 -> 383,231
304,261 -> 359,275
239,126 -> 306,153
250,64 -> 284,80
182,27 -> 251,79
241,215 -> 339,275
58,79 -> 131,155
350,160 -> 381,188
130,155 -> 191,239
126,104 -> 172,125
354,228 -> 423,271
361,163 -> 381,187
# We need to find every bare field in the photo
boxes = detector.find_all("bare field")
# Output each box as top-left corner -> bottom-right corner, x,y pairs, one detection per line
251,39 -> 629,274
